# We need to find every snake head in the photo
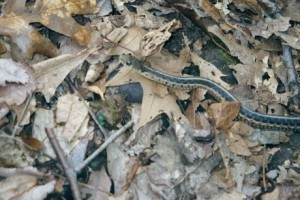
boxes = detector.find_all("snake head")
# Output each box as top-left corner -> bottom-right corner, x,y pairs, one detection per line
120,54 -> 133,66
119,54 -> 145,72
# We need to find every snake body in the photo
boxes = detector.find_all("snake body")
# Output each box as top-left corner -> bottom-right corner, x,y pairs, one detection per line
120,54 -> 300,131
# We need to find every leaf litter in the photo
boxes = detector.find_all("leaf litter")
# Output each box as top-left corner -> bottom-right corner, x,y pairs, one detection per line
0,0 -> 300,199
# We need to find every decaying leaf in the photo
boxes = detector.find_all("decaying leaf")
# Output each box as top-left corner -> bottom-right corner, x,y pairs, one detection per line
140,19 -> 181,57
248,15 -> 291,38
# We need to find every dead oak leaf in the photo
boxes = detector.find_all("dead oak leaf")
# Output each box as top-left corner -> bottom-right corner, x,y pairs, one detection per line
207,101 -> 240,131
106,66 -> 189,129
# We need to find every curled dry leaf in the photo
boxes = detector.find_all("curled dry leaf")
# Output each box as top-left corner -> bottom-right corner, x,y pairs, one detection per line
0,0 -> 98,58
85,63 -> 104,83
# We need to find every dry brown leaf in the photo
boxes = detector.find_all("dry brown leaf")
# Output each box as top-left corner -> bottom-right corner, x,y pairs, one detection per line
0,0 -> 98,58
20,137 -> 44,151
13,180 -> 56,200
0,136 -> 35,167
85,63 -> 105,83
229,121 -> 255,137
147,50 -> 189,77
282,2 -> 300,22
106,66 -> 189,129
185,88 -> 207,129
225,133 -> 251,156
208,102 -> 240,131
200,0 -> 222,22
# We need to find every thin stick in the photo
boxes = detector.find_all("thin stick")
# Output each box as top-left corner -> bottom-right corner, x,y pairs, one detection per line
45,128 -> 81,200
12,92 -> 33,137
282,43 -> 300,95
262,144 -> 267,191
74,119 -> 134,173
101,34 -> 137,56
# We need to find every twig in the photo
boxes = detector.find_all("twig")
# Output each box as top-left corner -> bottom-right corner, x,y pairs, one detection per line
12,92 -> 33,137
282,43 -> 300,95
74,119 -> 134,173
45,128 -> 81,200
65,76 -> 109,138
101,34 -> 137,57
262,144 -> 267,191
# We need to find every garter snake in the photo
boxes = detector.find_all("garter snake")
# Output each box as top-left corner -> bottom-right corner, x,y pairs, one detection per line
120,54 -> 300,131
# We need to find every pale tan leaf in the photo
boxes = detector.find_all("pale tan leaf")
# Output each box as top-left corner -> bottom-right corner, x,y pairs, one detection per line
0,61 -> 36,106
13,180 -> 56,200
56,94 -> 89,142
225,133 -> 251,156
0,175 -> 37,199
106,25 -> 145,56
33,47 -> 98,101
0,59 -> 29,86
81,167 -> 111,200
